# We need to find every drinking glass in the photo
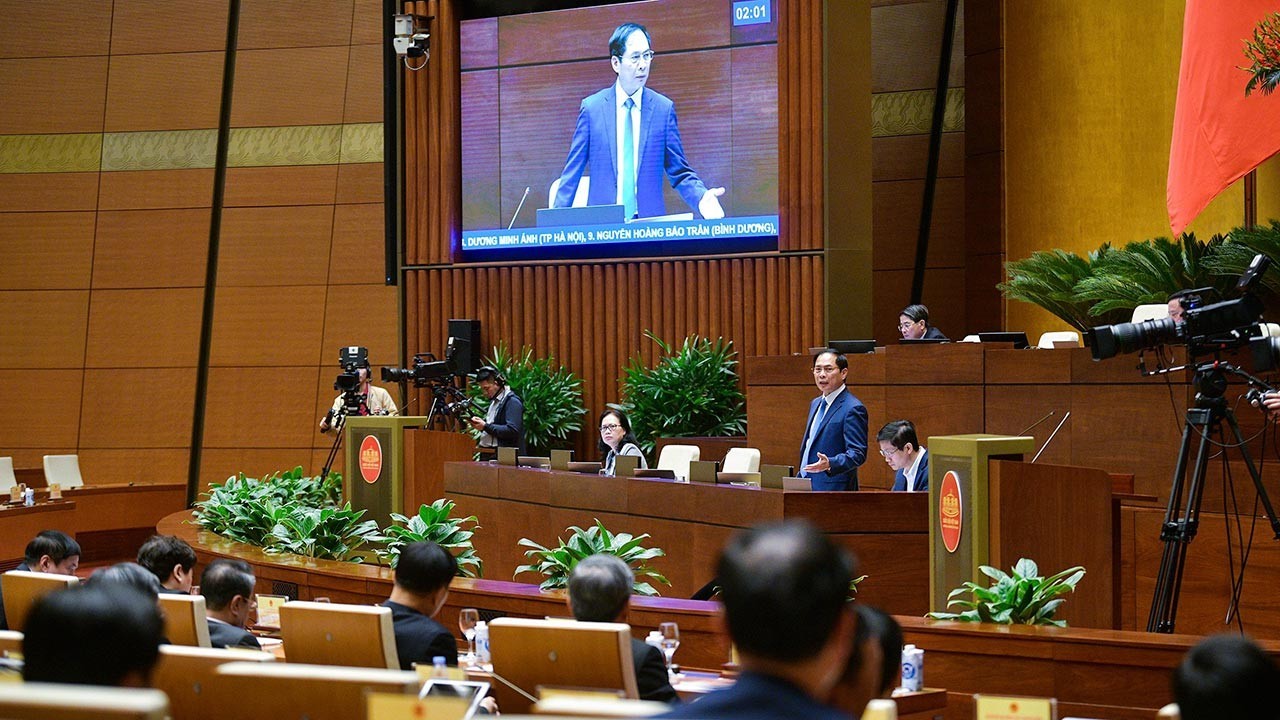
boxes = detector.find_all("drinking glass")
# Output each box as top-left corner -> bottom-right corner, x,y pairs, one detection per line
460,608 -> 480,662
658,621 -> 680,671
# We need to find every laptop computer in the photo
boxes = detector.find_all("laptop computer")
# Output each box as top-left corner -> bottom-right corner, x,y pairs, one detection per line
419,679 -> 490,719
978,331 -> 1030,349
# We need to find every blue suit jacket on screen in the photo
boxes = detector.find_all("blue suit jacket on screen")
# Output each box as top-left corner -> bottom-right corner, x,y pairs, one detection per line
553,85 -> 708,219
798,389 -> 868,491
891,448 -> 930,492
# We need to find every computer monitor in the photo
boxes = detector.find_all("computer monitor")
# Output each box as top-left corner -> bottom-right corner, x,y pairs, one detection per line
828,340 -> 877,355
978,332 -> 1030,349
898,337 -> 948,345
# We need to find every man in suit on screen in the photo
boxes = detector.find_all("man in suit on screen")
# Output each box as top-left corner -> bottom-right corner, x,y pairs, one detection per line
798,349 -> 868,491
551,22 -> 725,220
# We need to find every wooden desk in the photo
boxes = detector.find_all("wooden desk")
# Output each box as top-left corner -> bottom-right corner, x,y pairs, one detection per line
443,462 -> 932,615
0,501 -> 76,569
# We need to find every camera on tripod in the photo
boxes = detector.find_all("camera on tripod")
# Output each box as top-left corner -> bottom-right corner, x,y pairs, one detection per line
1087,254 -> 1280,371
381,336 -> 468,386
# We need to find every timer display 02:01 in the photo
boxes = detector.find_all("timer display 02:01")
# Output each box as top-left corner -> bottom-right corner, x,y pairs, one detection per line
732,0 -> 771,27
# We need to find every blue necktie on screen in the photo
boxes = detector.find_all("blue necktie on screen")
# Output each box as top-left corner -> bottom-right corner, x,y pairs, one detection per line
622,97 -> 637,219
800,399 -> 827,476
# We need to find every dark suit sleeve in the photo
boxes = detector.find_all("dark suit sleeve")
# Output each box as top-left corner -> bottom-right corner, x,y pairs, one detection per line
485,394 -> 524,449
554,101 -> 592,208
825,401 -> 868,476
426,628 -> 460,667
662,104 -> 709,212
917,452 -> 930,491
634,642 -> 680,703
234,630 -> 262,649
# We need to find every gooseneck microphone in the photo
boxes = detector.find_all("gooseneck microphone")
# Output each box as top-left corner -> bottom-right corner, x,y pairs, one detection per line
507,186 -> 532,230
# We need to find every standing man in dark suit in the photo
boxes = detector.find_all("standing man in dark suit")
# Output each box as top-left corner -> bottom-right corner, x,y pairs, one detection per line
469,366 -> 526,456
567,554 -> 679,704
201,559 -> 261,649
660,522 -> 856,720
380,541 -> 459,670
552,23 -> 725,220
876,420 -> 930,492
799,350 -> 868,490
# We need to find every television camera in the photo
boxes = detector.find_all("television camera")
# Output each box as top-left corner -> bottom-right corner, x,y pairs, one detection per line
381,336 -> 474,430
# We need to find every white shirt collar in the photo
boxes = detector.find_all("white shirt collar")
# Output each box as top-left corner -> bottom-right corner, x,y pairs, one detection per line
903,447 -> 927,490
821,385 -> 845,405
615,81 -> 643,110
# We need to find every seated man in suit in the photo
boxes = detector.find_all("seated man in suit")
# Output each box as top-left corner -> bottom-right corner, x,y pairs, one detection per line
898,304 -> 948,341
201,559 -> 260,649
0,529 -> 81,630
1173,634 -> 1280,720
830,604 -> 904,717
661,521 -> 856,720
799,349 -> 869,490
567,554 -> 678,703
137,534 -> 197,595
876,420 -> 930,492
380,541 -> 459,670
23,584 -> 164,687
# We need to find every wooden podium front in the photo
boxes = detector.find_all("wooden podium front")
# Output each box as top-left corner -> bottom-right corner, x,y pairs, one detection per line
342,417 -> 475,527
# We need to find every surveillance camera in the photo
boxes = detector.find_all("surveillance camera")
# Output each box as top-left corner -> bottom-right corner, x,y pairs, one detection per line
407,32 -> 430,59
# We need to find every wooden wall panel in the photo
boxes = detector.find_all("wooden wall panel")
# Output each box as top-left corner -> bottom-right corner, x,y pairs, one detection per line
78,448 -> 191,486
109,0 -> 230,55
224,166 -> 339,207
329,203 -> 387,284
0,213 -> 96,290
320,284 -> 400,366
208,286 -> 328,366
351,0 -> 382,45
873,134 -> 964,183
216,206 -> 335,287
104,52 -> 226,132
79,369 -> 197,448
0,291 -> 90,368
870,0 -> 965,92
871,267 -> 966,341
92,209 -> 211,288
97,169 -> 216,210
873,179 -> 965,269
237,0 -> 355,49
778,0 -> 824,252
0,0 -> 113,58
0,370 -> 84,449
202,368 -> 321,448
0,174 -> 100,213
85,289 -> 204,368
230,47 -> 350,127
343,43 -> 383,123
199,449 -> 321,491
336,162 -> 383,204
0,58 -> 109,133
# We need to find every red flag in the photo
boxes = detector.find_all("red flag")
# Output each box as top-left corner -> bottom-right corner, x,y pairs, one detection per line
1168,1 -> 1280,236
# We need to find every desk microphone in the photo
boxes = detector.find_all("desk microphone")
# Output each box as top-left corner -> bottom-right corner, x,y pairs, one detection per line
1016,410 -> 1056,437
1032,411 -> 1071,463
507,186 -> 531,230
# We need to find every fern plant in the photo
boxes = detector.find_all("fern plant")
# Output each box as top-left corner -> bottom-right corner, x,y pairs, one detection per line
1073,233 -> 1234,316
467,342 -> 586,455
998,246 -> 1121,332
515,519 -> 670,596
378,499 -> 483,577
1206,221 -> 1280,295
927,558 -> 1084,627
620,332 -> 747,455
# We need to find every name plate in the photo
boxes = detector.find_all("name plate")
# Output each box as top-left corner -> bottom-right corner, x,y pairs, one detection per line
974,694 -> 1056,720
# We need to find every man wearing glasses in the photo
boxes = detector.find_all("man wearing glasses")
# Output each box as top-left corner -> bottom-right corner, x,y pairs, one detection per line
552,22 -> 726,221
797,350 -> 868,490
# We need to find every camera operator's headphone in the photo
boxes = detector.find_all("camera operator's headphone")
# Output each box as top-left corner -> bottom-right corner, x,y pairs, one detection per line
475,365 -> 505,387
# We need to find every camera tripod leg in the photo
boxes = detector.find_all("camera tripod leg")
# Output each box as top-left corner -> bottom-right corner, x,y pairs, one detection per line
1223,409 -> 1280,540
319,426 -> 344,482
1147,407 -> 1215,633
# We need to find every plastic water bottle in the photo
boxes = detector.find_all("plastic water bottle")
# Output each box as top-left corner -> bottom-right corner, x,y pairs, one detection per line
431,656 -> 449,678
645,630 -> 663,653
23,487 -> 34,507
474,621 -> 490,664
900,644 -> 924,691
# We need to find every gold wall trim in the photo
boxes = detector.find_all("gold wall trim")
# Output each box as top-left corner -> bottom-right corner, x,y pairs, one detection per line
0,124 -> 384,174
872,87 -> 965,137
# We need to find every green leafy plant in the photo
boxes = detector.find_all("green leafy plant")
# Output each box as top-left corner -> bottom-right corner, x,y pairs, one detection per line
1206,221 -> 1280,295
378,499 -> 483,577
267,505 -> 384,561
927,558 -> 1085,627
515,519 -> 670,596
1243,12 -> 1280,96
467,342 -> 586,455
999,246 -> 1123,332
619,332 -> 747,455
1073,233 -> 1234,316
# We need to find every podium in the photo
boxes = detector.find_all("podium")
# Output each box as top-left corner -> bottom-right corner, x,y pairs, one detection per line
342,417 -> 476,528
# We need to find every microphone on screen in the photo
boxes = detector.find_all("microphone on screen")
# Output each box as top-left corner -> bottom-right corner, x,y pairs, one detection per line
507,186 -> 532,230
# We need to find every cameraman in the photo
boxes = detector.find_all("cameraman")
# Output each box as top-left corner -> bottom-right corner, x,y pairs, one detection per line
468,366 -> 526,455
320,364 -> 398,433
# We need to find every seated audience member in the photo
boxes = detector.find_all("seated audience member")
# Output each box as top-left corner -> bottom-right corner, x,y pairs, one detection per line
661,521 -> 856,720
380,541 -> 459,670
831,605 -> 904,717
201,559 -> 260,649
567,554 -> 678,703
0,529 -> 81,630
1173,634 -> 1280,720
599,408 -> 648,477
90,562 -> 163,595
137,534 -> 197,594
23,584 -> 164,687
876,420 -> 930,492
898,304 -> 947,341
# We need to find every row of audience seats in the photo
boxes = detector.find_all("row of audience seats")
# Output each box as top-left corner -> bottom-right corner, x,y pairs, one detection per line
0,455 -> 85,494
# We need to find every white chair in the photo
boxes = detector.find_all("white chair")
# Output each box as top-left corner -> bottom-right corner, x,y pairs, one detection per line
656,444 -> 700,481
1131,303 -> 1171,323
0,457 -> 15,494
548,176 -> 591,208
721,447 -> 761,473
1036,330 -> 1081,349
43,454 -> 84,488
158,594 -> 213,648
